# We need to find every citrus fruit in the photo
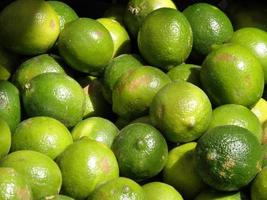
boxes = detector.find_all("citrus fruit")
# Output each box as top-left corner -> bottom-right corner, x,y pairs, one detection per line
251,98 -> 267,124
163,142 -> 206,199
79,76 -> 112,118
194,189 -> 242,200
0,46 -> 19,81
103,5 -> 125,25
0,118 -> 11,159
57,138 -> 119,199
48,1 -> 78,30
12,54 -> 65,91
208,104 -> 263,142
0,167 -> 33,200
183,3 -> 233,56
230,27 -> 267,84
97,18 -> 131,57
195,125 -> 263,191
0,150 -> 62,199
200,43 -> 264,107
167,63 -> 201,86
112,123 -> 168,181
0,80 -> 21,133
88,177 -> 145,200
112,66 -> 171,120
103,54 -> 143,102
41,195 -> 74,200
251,166 -> 267,200
0,0 -> 60,55
150,81 -> 212,143
11,116 -> 73,159
142,182 -> 183,200
124,0 -> 177,37
71,117 -> 119,147
138,8 -> 192,70
57,18 -> 113,75
22,73 -> 85,128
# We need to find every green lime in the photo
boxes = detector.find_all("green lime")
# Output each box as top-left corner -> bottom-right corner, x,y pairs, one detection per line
112,123 -> 168,181
196,125 -> 263,191
0,80 -> 21,133
0,150 -> 62,200
124,0 -> 177,37
195,189 -> 242,200
48,1 -> 78,30
167,63 -> 201,86
150,81 -> 212,143
163,142 -> 206,200
0,0 -> 60,55
11,116 -> 73,159
12,54 -> 65,91
208,104 -> 263,142
200,43 -> 264,107
138,8 -> 192,70
251,98 -> 267,124
71,117 -> 119,148
112,66 -> 171,119
142,182 -> 183,200
97,18 -> 131,57
251,167 -> 267,200
0,167 -> 33,200
22,73 -> 85,128
0,118 -> 11,159
183,3 -> 233,55
58,18 -> 113,75
57,138 -> 119,199
88,177 -> 145,200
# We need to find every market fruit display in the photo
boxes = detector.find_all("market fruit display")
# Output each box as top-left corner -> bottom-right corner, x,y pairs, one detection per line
0,0 -> 267,199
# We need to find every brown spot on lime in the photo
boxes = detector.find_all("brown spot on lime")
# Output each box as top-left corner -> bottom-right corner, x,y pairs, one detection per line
128,75 -> 151,91
101,158 -> 110,173
219,171 -> 226,178
215,53 -> 236,62
50,20 -> 56,29
16,187 -> 31,199
207,152 -> 216,161
222,158 -> 235,170
263,131 -> 267,144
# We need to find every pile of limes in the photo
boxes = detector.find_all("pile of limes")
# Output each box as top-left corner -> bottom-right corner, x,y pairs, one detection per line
0,0 -> 267,199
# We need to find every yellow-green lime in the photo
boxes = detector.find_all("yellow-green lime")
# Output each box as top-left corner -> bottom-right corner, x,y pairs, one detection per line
208,104 -> 263,142
97,18 -> 131,57
251,167 -> 267,200
124,0 -> 177,37
251,98 -> 267,124
48,1 -> 78,30
200,43 -> 264,107
11,116 -> 73,159
112,66 -> 171,119
0,167 -> 33,200
112,123 -> 168,181
0,118 -> 11,159
88,177 -> 145,200
138,8 -> 192,70
22,73 -> 85,128
167,63 -> 201,86
0,80 -> 21,133
150,81 -> 212,143
163,142 -> 206,200
194,189 -> 242,200
0,0 -> 60,55
0,150 -> 62,200
12,54 -> 65,91
183,3 -> 233,55
56,138 -> 119,199
71,117 -> 119,148
142,182 -> 183,200
58,18 -> 113,75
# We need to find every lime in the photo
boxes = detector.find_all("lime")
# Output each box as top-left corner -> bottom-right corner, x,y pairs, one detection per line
0,0 -> 60,55
138,8 -> 192,70
22,73 -> 85,128
41,195 -> 74,200
112,123 -> 168,181
200,43 -> 264,107
58,18 -> 113,75
150,81 -> 212,143
196,125 -> 263,191
0,150 -> 62,199
251,167 -> 267,200
0,118 -> 11,159
57,138 -> 119,199
195,189 -> 242,200
251,98 -> 267,124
